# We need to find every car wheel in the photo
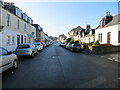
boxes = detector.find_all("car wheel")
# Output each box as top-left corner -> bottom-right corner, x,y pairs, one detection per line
13,60 -> 18,69
81,50 -> 82,53
31,52 -> 35,57
36,50 -> 38,54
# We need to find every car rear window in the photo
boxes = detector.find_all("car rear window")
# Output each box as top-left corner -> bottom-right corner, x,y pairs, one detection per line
34,43 -> 40,45
17,44 -> 30,49
74,43 -> 81,46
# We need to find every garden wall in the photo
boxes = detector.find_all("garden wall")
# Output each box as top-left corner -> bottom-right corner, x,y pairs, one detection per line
88,46 -> 120,54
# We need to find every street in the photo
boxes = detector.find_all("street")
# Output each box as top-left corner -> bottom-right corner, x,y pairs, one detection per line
2,43 -> 119,88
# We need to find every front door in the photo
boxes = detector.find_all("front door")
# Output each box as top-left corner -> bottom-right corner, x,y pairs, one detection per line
107,32 -> 111,44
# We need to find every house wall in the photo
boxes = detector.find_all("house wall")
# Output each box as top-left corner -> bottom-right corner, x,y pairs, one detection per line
1,8 -> 36,51
40,31 -> 45,42
95,24 -> 120,45
84,35 -> 95,43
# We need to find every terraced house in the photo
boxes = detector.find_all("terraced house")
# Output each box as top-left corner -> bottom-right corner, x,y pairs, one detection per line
0,2 -> 36,51
68,25 -> 95,44
95,12 -> 120,45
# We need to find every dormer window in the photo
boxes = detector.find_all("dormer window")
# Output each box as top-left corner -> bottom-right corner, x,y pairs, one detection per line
100,20 -> 104,27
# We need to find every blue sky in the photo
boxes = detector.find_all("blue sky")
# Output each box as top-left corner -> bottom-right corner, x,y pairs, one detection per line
4,1 -> 118,37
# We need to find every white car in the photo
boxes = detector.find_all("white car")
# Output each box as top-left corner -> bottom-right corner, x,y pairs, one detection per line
33,42 -> 43,51
0,47 -> 18,73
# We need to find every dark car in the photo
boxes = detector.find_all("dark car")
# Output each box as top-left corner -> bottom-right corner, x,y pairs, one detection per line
69,43 -> 82,53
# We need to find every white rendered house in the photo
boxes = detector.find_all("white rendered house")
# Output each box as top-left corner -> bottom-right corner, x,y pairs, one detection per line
95,12 -> 120,45
0,2 -> 36,51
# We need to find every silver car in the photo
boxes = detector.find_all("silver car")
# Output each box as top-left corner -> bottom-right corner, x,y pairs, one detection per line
0,47 -> 18,73
33,42 -> 43,51
15,43 -> 38,57
66,43 -> 71,49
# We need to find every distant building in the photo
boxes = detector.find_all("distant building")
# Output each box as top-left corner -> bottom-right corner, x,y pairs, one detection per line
0,2 -> 36,51
68,25 -> 95,43
32,24 -> 45,42
95,12 -> 120,45
80,25 -> 95,43
44,33 -> 50,43
68,26 -> 83,41
59,34 -> 66,42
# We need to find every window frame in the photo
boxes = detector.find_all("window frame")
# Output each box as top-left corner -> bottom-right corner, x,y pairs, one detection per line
7,14 -> 10,26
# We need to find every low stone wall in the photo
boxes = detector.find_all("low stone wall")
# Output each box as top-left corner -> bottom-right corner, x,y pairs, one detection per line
88,46 -> 120,54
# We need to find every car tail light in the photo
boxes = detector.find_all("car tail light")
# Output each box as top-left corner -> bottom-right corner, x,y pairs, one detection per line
28,45 -> 30,48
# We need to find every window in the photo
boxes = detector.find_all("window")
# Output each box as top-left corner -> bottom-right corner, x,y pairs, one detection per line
118,31 -> 120,43
7,14 -> 10,26
6,35 -> 10,45
1,48 -> 8,56
24,36 -> 26,43
98,33 -> 102,42
12,36 -> 15,45
89,38 -> 91,43
100,33 -> 102,42
16,8 -> 22,18
21,35 -> 23,44
17,35 -> 20,45
24,24 -> 26,31
17,20 -> 20,29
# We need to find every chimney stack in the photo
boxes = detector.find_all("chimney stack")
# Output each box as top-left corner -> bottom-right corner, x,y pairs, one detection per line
106,11 -> 110,16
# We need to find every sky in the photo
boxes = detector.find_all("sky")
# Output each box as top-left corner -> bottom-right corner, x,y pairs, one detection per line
4,0 -> 118,37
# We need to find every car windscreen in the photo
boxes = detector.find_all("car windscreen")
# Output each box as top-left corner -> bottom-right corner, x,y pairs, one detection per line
17,44 -> 30,49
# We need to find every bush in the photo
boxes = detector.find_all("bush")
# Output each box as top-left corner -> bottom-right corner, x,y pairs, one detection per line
66,38 -> 71,43
92,40 -> 100,46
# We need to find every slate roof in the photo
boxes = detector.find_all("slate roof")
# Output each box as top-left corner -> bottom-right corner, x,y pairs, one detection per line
97,14 -> 120,29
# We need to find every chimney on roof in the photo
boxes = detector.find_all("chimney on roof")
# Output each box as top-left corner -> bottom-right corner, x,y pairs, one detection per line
11,2 -> 14,6
106,11 -> 110,16
86,24 -> 91,32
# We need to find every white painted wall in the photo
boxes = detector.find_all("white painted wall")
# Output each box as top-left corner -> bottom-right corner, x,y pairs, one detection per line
95,24 -> 120,45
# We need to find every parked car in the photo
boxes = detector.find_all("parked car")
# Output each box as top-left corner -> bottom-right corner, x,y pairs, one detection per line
33,42 -> 43,51
0,47 -> 18,73
41,42 -> 47,48
15,43 -> 38,57
66,43 -> 72,49
59,42 -> 67,47
69,43 -> 82,52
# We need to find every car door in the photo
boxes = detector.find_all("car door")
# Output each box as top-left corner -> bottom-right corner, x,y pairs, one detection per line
32,44 -> 37,53
1,48 -> 13,72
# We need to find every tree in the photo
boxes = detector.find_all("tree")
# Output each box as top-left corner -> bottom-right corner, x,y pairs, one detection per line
66,38 -> 71,43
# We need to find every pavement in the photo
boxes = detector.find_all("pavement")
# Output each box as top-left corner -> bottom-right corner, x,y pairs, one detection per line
2,43 -> 119,88
83,49 -> 120,63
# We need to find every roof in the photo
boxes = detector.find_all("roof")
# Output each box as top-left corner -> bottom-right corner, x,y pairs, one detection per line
97,14 -> 120,29
105,14 -> 120,27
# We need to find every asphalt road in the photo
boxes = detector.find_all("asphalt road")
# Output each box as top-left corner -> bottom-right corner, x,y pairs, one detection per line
2,43 -> 119,88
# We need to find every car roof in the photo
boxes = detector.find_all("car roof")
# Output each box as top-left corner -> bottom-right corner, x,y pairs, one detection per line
18,43 -> 33,45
